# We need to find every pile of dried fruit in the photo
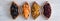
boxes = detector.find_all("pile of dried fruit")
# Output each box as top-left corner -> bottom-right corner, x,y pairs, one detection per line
10,1 -> 51,20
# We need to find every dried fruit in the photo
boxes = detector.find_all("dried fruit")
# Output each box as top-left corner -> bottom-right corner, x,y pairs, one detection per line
43,1 -> 51,18
10,2 -> 19,19
31,2 -> 40,19
22,2 -> 30,19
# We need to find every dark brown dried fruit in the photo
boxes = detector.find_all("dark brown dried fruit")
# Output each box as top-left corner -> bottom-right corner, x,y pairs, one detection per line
22,2 -> 30,19
43,1 -> 51,18
10,2 -> 19,19
31,2 -> 40,19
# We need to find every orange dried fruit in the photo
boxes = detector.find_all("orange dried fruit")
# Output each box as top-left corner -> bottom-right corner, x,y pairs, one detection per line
22,2 -> 30,19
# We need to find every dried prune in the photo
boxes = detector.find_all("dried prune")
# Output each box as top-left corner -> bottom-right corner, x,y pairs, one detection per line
22,2 -> 30,19
10,2 -> 19,19
31,2 -> 40,19
43,1 -> 51,18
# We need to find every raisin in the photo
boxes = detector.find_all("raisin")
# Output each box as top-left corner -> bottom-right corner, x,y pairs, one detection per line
43,1 -> 51,18
10,2 -> 19,19
22,2 -> 30,19
31,2 -> 40,19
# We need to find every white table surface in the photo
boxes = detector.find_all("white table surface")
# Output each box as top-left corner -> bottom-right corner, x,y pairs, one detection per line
0,0 -> 60,21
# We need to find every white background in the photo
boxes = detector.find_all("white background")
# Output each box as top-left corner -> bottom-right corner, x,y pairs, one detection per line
0,0 -> 60,21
